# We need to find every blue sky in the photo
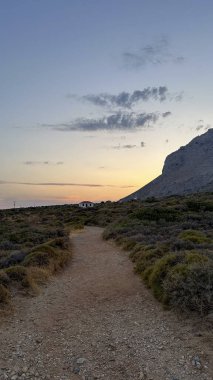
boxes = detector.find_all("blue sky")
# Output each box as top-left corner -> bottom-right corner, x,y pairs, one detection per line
0,0 -> 213,208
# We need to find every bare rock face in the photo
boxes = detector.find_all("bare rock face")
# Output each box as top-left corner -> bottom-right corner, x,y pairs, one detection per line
121,129 -> 213,201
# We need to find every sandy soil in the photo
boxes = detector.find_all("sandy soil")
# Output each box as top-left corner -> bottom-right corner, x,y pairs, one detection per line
0,226 -> 212,380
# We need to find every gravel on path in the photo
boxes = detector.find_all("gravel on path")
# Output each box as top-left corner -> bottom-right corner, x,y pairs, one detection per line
0,227 -> 212,380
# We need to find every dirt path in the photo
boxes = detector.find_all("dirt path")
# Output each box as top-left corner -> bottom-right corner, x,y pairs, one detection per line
0,227 -> 212,380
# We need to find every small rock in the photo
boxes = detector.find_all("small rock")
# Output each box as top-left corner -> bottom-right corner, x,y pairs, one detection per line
139,370 -> 147,379
192,355 -> 202,369
76,357 -> 86,365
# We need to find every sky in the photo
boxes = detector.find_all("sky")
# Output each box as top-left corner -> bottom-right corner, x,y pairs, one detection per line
0,0 -> 213,208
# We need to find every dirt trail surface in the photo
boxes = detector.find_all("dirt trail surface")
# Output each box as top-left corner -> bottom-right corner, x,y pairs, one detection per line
0,227 -> 212,380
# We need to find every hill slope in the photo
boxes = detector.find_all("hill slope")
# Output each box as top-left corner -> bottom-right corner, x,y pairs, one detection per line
121,129 -> 213,201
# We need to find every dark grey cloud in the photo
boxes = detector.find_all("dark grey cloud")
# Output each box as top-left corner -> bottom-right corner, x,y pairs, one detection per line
0,180 -> 135,189
122,37 -> 185,69
111,144 -> 137,150
23,161 -> 64,166
162,111 -> 172,118
174,56 -> 185,64
74,87 -> 181,110
42,111 -> 161,132
123,144 -> 137,149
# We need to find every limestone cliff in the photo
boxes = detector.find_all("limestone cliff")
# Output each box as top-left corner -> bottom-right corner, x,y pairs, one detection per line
121,129 -> 213,201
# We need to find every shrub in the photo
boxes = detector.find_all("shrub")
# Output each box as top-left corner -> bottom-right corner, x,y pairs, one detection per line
148,254 -> 182,301
0,241 -> 19,250
163,261 -> 213,315
4,266 -> 31,288
122,238 -> 137,251
135,207 -> 180,222
179,230 -> 210,244
0,250 -> 26,268
0,271 -> 10,287
186,200 -> 213,212
23,251 -> 52,267
0,284 -> 10,304
49,237 -> 69,250
134,247 -> 164,275
23,240 -> 72,272
27,267 -> 50,286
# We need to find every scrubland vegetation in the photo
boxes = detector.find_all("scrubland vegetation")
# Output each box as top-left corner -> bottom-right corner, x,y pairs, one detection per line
101,194 -> 213,315
0,192 -> 212,315
0,206 -> 73,304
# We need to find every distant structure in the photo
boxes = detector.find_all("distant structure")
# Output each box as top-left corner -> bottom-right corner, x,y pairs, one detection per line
79,201 -> 94,209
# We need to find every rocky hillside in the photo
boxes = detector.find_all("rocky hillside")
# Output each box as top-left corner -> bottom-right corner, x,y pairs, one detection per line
121,129 -> 213,201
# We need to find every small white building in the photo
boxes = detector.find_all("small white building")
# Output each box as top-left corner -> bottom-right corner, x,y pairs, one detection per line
79,201 -> 94,209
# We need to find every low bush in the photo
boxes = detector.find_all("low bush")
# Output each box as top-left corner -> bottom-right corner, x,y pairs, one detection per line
23,240 -> 72,272
101,192 -> 213,315
0,271 -> 10,287
27,267 -> 50,286
163,261 -> 213,314
179,230 -> 211,244
134,207 -> 180,222
0,284 -> 10,304
0,250 -> 26,269
4,266 -> 32,288
23,250 -> 52,268
148,254 -> 182,301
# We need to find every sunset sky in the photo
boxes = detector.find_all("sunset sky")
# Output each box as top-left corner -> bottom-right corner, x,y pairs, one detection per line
0,0 -> 213,208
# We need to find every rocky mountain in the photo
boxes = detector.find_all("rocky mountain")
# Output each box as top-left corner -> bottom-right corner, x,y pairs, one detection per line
121,129 -> 213,201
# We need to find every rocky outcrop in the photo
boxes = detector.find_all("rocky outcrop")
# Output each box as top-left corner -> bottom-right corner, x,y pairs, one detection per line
121,129 -> 213,201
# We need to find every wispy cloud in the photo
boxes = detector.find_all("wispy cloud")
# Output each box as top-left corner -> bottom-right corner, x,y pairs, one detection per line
111,144 -> 137,150
122,37 -> 185,69
162,111 -> 172,118
23,161 -> 64,166
0,180 -> 135,189
42,111 -> 162,132
69,87 -> 182,110
195,121 -> 211,132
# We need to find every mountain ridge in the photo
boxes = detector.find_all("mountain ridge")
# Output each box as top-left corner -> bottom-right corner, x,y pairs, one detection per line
121,129 -> 213,201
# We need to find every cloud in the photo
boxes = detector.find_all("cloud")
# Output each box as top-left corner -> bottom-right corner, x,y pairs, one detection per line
123,144 -> 137,149
162,111 -> 172,118
111,144 -> 137,150
195,121 -> 211,132
42,111 -> 161,132
0,180 -> 135,189
122,37 -> 185,69
73,87 -> 182,110
140,141 -> 145,147
23,161 -> 64,166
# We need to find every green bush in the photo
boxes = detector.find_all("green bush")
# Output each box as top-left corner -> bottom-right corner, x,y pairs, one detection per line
134,247 -> 164,274
23,241 -> 72,272
134,207 -> 180,222
148,254 -> 182,301
163,261 -> 213,314
179,230 -> 210,244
